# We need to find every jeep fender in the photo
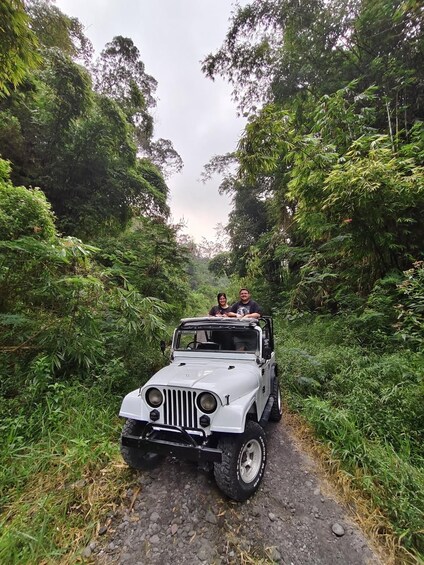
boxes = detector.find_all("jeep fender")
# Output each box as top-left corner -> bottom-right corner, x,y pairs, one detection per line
210,389 -> 259,433
120,389 -> 143,420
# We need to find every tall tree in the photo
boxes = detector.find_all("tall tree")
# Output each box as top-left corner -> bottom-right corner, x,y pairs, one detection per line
93,36 -> 157,145
0,2 -> 175,238
203,0 -> 424,309
203,0 -> 424,125
93,36 -> 182,177
0,0 -> 40,96
27,0 -> 93,63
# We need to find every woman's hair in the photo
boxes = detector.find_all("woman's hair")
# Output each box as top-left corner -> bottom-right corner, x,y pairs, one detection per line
217,292 -> 227,302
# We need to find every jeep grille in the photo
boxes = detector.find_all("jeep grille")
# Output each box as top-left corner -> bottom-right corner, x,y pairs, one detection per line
163,388 -> 198,428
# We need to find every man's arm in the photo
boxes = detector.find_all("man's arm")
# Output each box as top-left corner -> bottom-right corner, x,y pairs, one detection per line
243,312 -> 261,319
226,302 -> 239,317
241,300 -> 262,319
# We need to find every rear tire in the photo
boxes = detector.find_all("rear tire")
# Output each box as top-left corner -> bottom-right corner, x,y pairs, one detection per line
120,419 -> 163,470
269,376 -> 283,422
214,421 -> 267,501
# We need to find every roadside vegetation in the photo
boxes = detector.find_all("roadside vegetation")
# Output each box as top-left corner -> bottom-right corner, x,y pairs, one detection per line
204,0 -> 424,560
276,313 -> 423,563
0,0 -> 423,563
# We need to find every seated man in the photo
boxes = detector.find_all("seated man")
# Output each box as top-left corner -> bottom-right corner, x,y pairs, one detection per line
227,288 -> 262,319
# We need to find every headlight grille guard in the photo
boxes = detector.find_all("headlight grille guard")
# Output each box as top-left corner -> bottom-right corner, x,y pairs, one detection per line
144,422 -> 208,445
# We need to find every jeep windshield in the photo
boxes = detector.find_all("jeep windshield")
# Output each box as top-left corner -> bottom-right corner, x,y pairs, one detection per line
173,318 -> 260,353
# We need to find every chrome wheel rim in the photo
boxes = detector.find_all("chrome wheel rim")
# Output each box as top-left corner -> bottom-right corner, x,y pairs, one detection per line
239,439 -> 262,483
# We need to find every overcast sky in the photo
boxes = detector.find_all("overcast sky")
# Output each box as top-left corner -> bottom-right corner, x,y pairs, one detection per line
55,0 -> 246,243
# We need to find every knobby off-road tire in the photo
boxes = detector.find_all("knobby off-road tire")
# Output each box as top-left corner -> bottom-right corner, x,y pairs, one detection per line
214,421 -> 267,502
120,419 -> 163,470
269,375 -> 283,422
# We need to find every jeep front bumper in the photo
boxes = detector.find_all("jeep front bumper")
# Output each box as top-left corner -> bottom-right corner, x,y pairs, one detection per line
121,423 -> 222,463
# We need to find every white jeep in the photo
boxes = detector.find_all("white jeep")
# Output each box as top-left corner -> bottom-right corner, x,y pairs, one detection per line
119,316 -> 282,501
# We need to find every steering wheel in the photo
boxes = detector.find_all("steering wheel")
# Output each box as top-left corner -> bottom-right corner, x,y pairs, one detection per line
186,342 -> 197,350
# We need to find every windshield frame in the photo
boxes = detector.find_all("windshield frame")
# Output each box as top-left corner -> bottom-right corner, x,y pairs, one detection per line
173,323 -> 261,355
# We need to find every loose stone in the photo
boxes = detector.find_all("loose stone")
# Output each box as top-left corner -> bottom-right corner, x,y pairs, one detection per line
205,509 -> 217,524
332,523 -> 345,537
150,511 -> 160,523
268,546 -> 282,562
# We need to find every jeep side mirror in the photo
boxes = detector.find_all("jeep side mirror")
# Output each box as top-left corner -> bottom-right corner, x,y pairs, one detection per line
263,345 -> 272,360
160,340 -> 166,355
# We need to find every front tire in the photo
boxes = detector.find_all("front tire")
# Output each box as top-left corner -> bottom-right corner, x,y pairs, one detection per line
120,419 -> 163,470
214,421 -> 267,501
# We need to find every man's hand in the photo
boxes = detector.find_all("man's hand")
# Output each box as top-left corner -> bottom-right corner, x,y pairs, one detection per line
241,312 -> 261,319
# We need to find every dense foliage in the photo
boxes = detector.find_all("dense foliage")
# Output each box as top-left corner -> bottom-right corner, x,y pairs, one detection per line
0,2 -> 181,238
0,3 -> 190,561
203,0 -> 424,310
0,0 -> 423,562
276,315 -> 423,560
0,159 -> 180,560
0,0 -> 40,96
203,0 -> 424,559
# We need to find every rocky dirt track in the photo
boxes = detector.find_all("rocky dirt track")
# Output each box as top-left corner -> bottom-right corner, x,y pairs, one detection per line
91,416 -> 382,565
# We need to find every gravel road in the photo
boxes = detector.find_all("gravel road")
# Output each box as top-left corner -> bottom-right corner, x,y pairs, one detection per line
89,416 -> 382,565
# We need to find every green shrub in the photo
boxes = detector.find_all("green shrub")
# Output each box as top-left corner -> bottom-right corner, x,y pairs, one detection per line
326,352 -> 424,459
0,162 -> 56,241
394,261 -> 424,350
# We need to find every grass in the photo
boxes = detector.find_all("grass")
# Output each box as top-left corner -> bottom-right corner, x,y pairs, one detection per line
0,381 -> 130,564
283,409 -> 400,563
276,314 -> 424,563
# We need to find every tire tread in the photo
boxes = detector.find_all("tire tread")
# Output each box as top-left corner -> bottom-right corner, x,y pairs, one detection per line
214,420 -> 266,501
120,419 -> 163,470
269,377 -> 283,422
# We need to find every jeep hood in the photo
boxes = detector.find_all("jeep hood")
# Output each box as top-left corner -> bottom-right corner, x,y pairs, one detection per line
143,361 -> 260,404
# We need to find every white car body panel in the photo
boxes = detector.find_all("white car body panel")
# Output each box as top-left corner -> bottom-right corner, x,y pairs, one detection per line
141,359 -> 260,401
119,360 -> 262,433
120,316 -> 276,434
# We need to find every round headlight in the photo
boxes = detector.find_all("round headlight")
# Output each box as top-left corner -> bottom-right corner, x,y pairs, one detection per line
197,392 -> 217,414
145,387 -> 163,407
